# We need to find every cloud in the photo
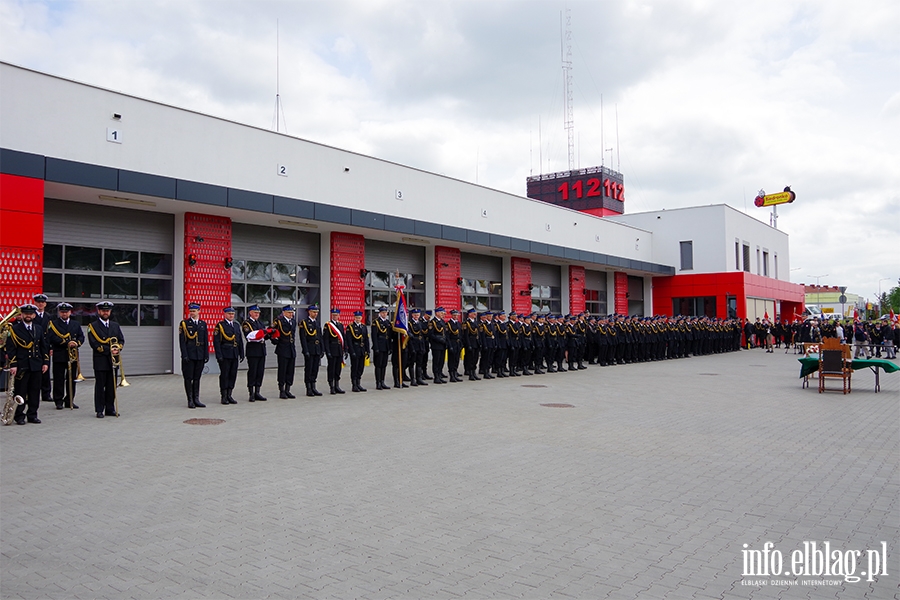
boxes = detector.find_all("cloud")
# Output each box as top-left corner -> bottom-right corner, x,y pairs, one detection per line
0,0 -> 897,298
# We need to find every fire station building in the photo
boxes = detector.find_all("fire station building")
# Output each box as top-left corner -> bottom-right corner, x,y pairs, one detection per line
0,62 -> 804,375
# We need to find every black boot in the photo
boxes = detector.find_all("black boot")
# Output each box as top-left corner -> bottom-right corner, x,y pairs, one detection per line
249,386 -> 256,402
311,383 -> 322,396
329,382 -> 337,395
254,386 -> 267,401
306,383 -> 315,397
357,379 -> 367,392
279,384 -> 288,399
284,385 -> 295,399
352,379 -> 361,392
227,389 -> 237,404
186,382 -> 195,408
334,381 -> 345,394
221,390 -> 229,405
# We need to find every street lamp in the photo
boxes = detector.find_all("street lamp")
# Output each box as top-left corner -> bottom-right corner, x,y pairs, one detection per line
878,278 -> 891,316
807,274 -> 829,314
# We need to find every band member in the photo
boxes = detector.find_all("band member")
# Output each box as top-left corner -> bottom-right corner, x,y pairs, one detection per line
88,301 -> 124,418
370,306 -> 392,390
324,308 -> 346,394
346,310 -> 370,392
446,309 -> 462,382
273,305 -> 297,398
5,304 -> 49,424
463,308 -> 481,380
299,304 -> 324,397
241,305 -> 268,402
428,307 -> 448,384
47,302 -> 84,409
33,293 -> 52,405
179,302 -> 208,409
213,307 -> 243,404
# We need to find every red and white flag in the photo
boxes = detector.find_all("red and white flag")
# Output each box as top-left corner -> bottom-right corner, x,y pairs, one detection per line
247,329 -> 266,342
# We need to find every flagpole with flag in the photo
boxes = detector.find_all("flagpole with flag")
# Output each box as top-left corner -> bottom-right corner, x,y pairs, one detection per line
392,282 -> 409,388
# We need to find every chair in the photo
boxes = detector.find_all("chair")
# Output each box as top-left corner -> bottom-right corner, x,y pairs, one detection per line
819,338 -> 852,394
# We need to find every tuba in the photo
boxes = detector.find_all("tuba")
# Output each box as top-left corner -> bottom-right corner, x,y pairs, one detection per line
1,307 -> 25,425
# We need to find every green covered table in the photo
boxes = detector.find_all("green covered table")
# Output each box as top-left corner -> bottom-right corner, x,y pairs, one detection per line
798,354 -> 899,392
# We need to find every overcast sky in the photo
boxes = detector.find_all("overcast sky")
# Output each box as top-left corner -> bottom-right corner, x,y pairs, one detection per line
2,0 -> 898,301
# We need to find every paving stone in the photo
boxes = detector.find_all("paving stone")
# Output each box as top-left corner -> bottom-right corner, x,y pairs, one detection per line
1,351 -> 897,599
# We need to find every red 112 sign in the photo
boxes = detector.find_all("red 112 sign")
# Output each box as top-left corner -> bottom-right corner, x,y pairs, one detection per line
557,177 -> 624,202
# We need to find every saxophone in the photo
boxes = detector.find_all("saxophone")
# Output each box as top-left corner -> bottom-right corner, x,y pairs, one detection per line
1,308 -> 25,425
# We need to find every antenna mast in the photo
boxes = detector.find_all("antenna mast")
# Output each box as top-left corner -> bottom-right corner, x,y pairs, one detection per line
273,19 -> 287,133
561,9 -> 574,172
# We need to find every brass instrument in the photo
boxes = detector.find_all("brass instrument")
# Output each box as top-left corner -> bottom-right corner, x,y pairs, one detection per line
1,307 -> 25,425
68,346 -> 86,382
109,337 -> 126,417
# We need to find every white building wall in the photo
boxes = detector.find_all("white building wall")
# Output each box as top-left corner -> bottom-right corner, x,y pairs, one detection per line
608,205 -> 792,281
0,63 -> 654,265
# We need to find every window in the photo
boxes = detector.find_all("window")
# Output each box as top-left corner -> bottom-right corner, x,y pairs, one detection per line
43,243 -> 173,326
679,241 -> 693,271
230,259 -> 321,324
735,241 -> 740,271
673,296 -> 717,318
584,289 -> 607,316
461,278 -> 503,313
364,271 -> 424,324
531,285 -> 561,314
762,250 -> 770,277
742,244 -> 751,272
774,254 -> 778,279
756,248 -> 761,275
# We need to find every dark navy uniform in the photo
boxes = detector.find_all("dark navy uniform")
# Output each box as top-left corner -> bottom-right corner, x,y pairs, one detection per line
371,308 -> 392,390
323,309 -> 346,394
213,308 -> 243,404
408,310 -> 428,386
241,306 -> 268,401
299,305 -> 324,396
493,313 -> 509,377
478,314 -> 496,379
46,303 -> 85,409
179,303 -> 209,409
5,305 -> 49,424
428,308 -> 448,384
462,310 -> 481,380
88,302 -> 125,417
273,307 -> 297,398
32,295 -> 52,405
446,309 -> 462,382
346,311 -> 370,392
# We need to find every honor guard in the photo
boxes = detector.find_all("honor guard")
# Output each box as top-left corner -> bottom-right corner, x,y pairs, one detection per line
532,314 -> 546,374
88,301 -> 125,418
407,309 -> 428,386
299,305 -> 324,397
324,308 -> 346,394
427,307 -> 448,384
507,312 -> 522,377
213,307 -> 243,404
346,310 -> 370,392
478,312 -> 496,379
519,313 -> 534,375
5,304 -> 49,424
32,294 -> 52,405
241,305 -> 269,401
273,305 -> 298,398
446,309 -> 462,382
462,308 -> 481,380
371,306 -> 392,390
179,302 -> 208,409
47,302 -> 85,409
493,311 -> 509,377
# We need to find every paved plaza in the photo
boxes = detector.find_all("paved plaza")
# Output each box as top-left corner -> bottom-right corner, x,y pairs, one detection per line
1,349 -> 897,600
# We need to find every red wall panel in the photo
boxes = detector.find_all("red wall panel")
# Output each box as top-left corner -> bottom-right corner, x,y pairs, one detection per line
330,232 -> 365,317
434,246 -> 461,315
614,272 -> 628,314
0,174 -> 44,314
511,257 -> 532,315
568,265 -> 585,314
184,213 -> 232,351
